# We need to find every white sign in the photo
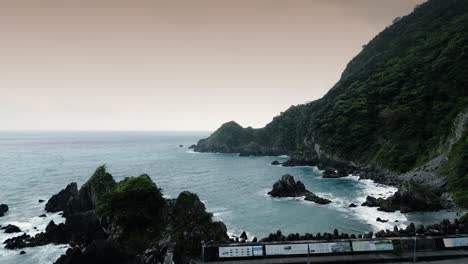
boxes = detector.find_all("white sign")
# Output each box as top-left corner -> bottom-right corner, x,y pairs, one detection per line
252,245 -> 264,256
352,240 -> 394,252
309,242 -> 352,254
219,246 -> 253,258
443,237 -> 468,248
265,244 -> 309,255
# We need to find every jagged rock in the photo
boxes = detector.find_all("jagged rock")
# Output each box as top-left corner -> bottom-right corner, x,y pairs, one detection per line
2,224 -> 21,233
20,251 -> 26,255
380,180 -> 444,213
45,182 -> 78,213
304,193 -> 331,205
64,166 -> 116,217
4,233 -> 31,249
188,144 -> 196,149
281,158 -> 317,167
0,204 -> 8,217
271,160 -> 281,165
361,196 -> 383,207
349,203 -> 358,207
322,169 -> 341,178
240,231 -> 248,241
376,217 -> 388,223
39,214 -> 46,217
53,241 -> 132,264
268,175 -> 331,205
268,174 -> 307,197
252,237 -> 257,242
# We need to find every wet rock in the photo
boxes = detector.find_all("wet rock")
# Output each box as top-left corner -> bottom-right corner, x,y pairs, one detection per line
179,145 -> 183,147
322,169 -> 339,178
271,160 -> 281,165
38,199 -> 45,203
39,214 -> 47,217
188,144 -> 196,149
0,204 -> 8,217
3,224 -> 21,233
281,158 -> 317,167
3,234 -> 31,249
376,217 -> 389,223
45,182 -> 78,213
304,193 -> 331,205
240,231 -> 248,241
20,251 -> 26,255
361,196 -> 383,207
349,203 -> 358,207
268,174 -> 307,197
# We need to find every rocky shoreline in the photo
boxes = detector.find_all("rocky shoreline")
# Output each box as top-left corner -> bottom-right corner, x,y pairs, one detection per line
269,156 -> 447,213
259,214 -> 468,242
2,166 -> 228,264
1,165 -> 464,263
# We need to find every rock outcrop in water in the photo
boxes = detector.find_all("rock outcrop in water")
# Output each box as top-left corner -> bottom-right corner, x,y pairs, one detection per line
0,204 -> 8,217
268,174 -> 331,205
3,166 -> 228,264
45,182 -> 78,213
268,174 -> 308,197
361,180 -> 443,213
2,224 -> 21,233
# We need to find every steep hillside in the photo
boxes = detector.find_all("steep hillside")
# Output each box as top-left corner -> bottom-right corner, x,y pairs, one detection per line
195,0 -> 468,206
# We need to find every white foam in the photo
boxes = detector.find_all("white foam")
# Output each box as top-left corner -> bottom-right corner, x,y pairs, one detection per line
0,211 -> 66,259
336,175 -> 408,232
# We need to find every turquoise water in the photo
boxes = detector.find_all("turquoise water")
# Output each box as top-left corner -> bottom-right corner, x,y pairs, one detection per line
0,132 -> 459,263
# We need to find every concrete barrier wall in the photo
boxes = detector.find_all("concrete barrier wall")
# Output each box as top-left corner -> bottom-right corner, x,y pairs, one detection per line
203,236 -> 468,262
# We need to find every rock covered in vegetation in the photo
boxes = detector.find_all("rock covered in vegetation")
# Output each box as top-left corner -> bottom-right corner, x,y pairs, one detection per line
0,204 -> 8,217
3,166 -> 228,264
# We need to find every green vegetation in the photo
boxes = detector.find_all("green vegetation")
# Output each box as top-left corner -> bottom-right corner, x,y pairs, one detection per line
98,175 -> 166,252
197,0 -> 468,206
171,191 -> 228,262
441,129 -> 468,207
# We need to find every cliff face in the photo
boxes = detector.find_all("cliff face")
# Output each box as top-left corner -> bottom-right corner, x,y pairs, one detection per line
195,0 -> 468,206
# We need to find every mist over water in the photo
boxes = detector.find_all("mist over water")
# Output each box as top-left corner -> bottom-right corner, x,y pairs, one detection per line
0,131 -> 458,263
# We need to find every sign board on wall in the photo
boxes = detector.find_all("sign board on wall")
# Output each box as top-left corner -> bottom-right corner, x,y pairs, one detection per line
252,245 -> 264,256
218,246 -> 253,258
309,242 -> 352,254
443,237 -> 468,248
352,240 -> 394,252
265,244 -> 309,255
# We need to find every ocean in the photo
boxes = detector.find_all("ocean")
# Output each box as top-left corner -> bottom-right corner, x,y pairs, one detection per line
0,131 -> 459,263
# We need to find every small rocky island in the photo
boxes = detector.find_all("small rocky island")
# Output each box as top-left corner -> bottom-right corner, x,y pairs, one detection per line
268,174 -> 331,205
3,166 -> 228,264
0,203 -> 8,217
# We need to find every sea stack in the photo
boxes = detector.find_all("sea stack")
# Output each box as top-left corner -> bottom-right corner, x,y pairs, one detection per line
268,174 -> 331,205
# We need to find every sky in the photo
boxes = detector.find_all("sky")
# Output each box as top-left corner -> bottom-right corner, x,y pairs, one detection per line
0,0 -> 424,131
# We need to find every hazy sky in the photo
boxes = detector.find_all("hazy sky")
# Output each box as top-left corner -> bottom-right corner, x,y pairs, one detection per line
0,0 -> 424,131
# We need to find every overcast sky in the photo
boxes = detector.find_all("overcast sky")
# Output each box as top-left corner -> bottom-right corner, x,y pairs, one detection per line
0,0 -> 424,131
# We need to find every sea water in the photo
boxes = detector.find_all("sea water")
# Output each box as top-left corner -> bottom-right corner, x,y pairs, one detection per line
0,131 -> 460,263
